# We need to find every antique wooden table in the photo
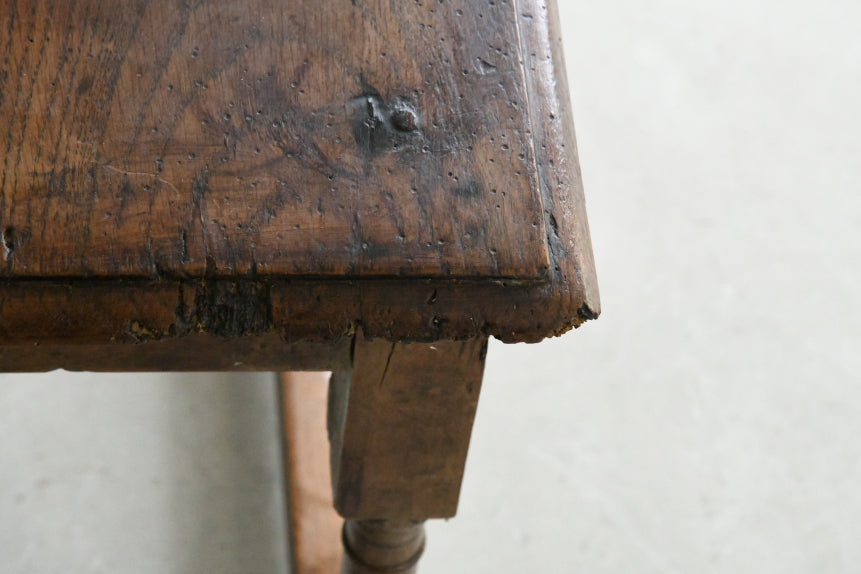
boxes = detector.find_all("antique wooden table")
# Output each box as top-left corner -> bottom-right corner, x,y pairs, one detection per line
0,0 -> 599,571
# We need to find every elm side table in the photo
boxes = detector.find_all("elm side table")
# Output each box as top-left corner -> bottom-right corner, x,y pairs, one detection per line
0,1 -> 599,572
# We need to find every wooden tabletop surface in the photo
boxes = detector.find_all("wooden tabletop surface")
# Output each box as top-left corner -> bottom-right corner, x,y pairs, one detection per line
0,0 -> 598,348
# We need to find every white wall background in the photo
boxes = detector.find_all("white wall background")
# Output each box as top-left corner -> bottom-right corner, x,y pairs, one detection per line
1,1 -> 859,573
427,1 -> 861,572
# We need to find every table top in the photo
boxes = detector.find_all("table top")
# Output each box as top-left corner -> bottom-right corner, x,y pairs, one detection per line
0,0 -> 598,349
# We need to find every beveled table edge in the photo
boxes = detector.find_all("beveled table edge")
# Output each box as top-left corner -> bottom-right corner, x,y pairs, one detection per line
0,0 -> 600,358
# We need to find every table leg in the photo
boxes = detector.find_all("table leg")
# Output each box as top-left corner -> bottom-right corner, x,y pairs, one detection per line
281,372 -> 343,574
328,335 -> 487,573
341,520 -> 425,574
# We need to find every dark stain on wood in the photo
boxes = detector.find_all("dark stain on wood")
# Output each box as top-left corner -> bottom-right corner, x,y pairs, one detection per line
174,280 -> 274,339
577,302 -> 599,322
452,180 -> 481,200
2,227 -> 14,260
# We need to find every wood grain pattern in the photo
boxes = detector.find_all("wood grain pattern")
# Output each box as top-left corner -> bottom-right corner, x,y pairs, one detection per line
280,372 -> 343,574
328,335 -> 486,521
0,7 -> 598,574
0,334 -> 349,372
0,0 -> 549,280
0,0 -> 598,354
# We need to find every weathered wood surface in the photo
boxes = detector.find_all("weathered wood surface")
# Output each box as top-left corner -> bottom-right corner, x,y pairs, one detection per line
0,334 -> 349,372
280,372 -> 343,574
0,0 -> 598,353
328,335 -> 486,521
0,0 -> 549,280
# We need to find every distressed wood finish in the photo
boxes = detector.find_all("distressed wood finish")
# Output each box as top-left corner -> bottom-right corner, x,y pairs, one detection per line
0,0 -> 548,280
1,2 -> 599,571
0,334 -> 349,372
0,0 -> 599,351
329,335 -> 486,521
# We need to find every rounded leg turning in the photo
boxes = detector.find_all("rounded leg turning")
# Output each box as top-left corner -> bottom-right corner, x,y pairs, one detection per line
341,520 -> 426,574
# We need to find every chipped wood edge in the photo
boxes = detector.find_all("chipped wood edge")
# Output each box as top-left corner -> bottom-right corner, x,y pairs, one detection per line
280,371 -> 343,574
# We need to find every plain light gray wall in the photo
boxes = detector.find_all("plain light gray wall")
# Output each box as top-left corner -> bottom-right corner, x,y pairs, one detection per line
426,1 -> 860,572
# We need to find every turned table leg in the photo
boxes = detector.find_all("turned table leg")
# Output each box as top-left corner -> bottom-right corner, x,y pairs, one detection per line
341,520 -> 426,574
328,334 -> 487,573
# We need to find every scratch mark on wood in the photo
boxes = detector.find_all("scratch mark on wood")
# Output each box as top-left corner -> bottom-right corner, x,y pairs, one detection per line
100,164 -> 180,194
378,342 -> 396,388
